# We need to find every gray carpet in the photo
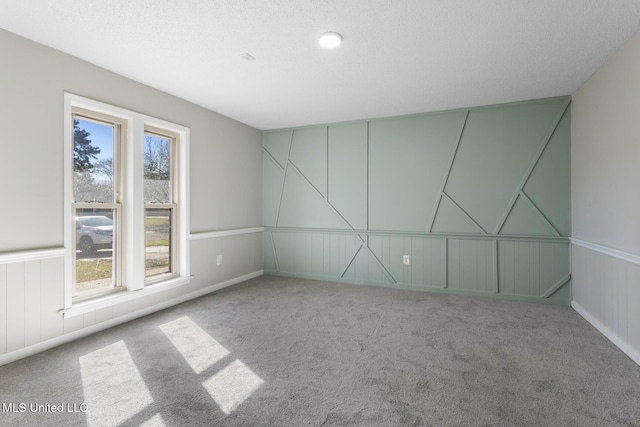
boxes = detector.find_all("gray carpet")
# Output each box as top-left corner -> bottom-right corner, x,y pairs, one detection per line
1,275 -> 640,426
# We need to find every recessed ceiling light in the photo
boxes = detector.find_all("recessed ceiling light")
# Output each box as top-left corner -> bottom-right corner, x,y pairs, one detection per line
240,52 -> 256,61
318,32 -> 342,48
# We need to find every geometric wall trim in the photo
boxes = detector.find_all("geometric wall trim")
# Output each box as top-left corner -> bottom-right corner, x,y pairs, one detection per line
523,106 -> 571,236
328,122 -> 368,230
290,126 -> 327,198
263,152 -> 284,226
368,110 -> 466,231
277,164 -> 348,229
500,193 -> 559,236
263,130 -> 292,170
498,240 -> 570,299
264,97 -> 572,305
263,230 -> 571,305
432,194 -> 485,234
444,98 -> 568,234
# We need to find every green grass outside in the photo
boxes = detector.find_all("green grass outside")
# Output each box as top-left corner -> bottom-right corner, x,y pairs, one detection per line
146,239 -> 169,247
76,215 -> 170,283
77,254 -> 171,284
76,258 -> 113,284
145,216 -> 170,227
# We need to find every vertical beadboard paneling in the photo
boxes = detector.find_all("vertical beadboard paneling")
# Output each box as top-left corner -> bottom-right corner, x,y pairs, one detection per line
269,230 -> 568,303
311,233 -> 324,276
400,237 -> 448,289
354,244 -> 369,281
627,263 -> 640,353
368,235 -> 384,277
24,260 -> 42,347
403,237 -> 412,284
367,243 -> 384,283
263,232 -> 277,272
514,241 -> 532,296
430,238 -> 447,288
411,237 -> 424,286
0,264 -> 7,354
0,233 -> 263,361
40,257 -> 64,341
572,243 -> 640,365
273,232 -> 294,273
447,239 -> 495,293
328,234 -> 340,276
499,241 -> 570,298
603,256 -> 623,335
6,262 -> 25,352
250,232 -> 263,273
323,234 -> 333,276
612,257 -> 628,341
571,245 -> 589,310
389,237 -> 404,284
265,97 -> 571,305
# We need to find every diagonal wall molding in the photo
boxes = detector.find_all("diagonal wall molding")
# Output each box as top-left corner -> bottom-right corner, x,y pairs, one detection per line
494,98 -> 571,234
428,110 -> 469,232
279,147 -> 397,283
441,192 -> 488,234
269,232 -> 280,272
540,273 -> 571,299
340,244 -> 363,278
263,96 -> 572,305
274,130 -> 294,227
517,191 -> 561,237
262,148 -> 285,172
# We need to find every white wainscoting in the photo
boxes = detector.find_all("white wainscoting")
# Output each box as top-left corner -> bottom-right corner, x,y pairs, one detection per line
0,251 -> 65,357
0,227 -> 263,366
571,240 -> 640,366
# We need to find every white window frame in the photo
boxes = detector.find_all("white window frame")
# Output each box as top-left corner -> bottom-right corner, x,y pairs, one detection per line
143,127 -> 179,284
71,110 -> 125,301
63,93 -> 190,310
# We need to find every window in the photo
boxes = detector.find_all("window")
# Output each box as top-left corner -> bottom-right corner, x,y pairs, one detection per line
64,94 -> 190,308
72,112 -> 124,299
144,129 -> 176,281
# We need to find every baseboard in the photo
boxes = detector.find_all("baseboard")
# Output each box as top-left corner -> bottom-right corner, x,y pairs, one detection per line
265,271 -> 570,306
571,301 -> 640,366
178,270 -> 264,300
0,270 -> 264,367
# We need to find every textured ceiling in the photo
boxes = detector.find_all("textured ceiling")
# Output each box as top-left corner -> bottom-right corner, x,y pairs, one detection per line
1,1 -> 640,130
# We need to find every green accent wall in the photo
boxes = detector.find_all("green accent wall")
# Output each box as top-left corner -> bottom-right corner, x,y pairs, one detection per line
263,97 -> 572,305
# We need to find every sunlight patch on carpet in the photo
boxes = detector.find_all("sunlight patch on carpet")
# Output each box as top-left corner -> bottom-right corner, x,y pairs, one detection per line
79,340 -> 153,426
159,316 -> 230,374
139,413 -> 166,426
202,359 -> 264,414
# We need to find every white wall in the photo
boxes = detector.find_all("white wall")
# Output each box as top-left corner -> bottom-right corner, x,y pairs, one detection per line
572,28 -> 640,365
0,29 -> 263,364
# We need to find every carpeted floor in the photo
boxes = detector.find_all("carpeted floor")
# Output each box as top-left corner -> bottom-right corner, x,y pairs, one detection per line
1,275 -> 640,426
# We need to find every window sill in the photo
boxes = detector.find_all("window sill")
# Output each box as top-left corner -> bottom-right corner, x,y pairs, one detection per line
60,275 -> 191,318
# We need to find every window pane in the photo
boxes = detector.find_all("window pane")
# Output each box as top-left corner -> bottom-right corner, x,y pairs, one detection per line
75,208 -> 116,293
144,134 -> 171,203
73,118 -> 115,203
145,208 -> 172,278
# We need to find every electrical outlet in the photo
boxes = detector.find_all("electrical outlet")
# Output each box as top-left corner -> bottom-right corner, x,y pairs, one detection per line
403,255 -> 410,265
217,254 -> 223,266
